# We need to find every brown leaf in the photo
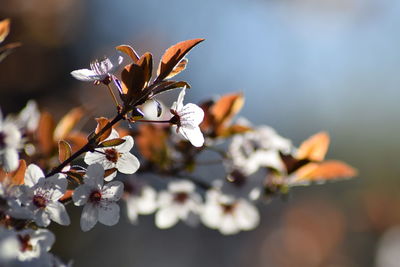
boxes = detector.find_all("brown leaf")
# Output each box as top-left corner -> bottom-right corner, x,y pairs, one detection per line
0,18 -> 10,43
58,140 -> 72,163
99,138 -> 126,147
137,52 -> 153,86
37,111 -> 56,155
212,93 -> 244,126
66,169 -> 85,183
116,45 -> 140,63
151,80 -> 191,96
136,124 -> 169,165
165,58 -> 188,79
218,124 -> 252,137
95,117 -> 112,142
121,63 -> 146,104
60,190 -> 74,201
53,107 -> 84,141
0,160 -> 26,185
65,131 -> 87,153
293,160 -> 358,183
156,38 -> 204,81
297,132 -> 330,162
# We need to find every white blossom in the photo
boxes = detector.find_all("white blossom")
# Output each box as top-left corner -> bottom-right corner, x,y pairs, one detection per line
0,228 -> 20,264
0,109 -> 22,172
201,189 -> 259,235
170,87 -> 205,147
84,129 -> 140,181
15,229 -> 55,262
19,164 -> 70,227
71,55 -> 123,82
6,100 -> 40,132
0,182 -> 32,219
73,163 -> 124,232
228,125 -> 292,176
123,176 -> 157,224
155,180 -> 202,229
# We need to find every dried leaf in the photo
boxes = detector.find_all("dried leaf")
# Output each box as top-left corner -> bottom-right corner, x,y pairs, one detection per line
0,18 -> 10,43
165,58 -> 188,79
37,111 -> 56,155
99,138 -> 126,147
297,132 -> 330,162
95,117 -> 112,142
293,160 -> 358,183
54,107 -> 84,141
156,38 -> 204,81
58,140 -> 72,163
116,45 -> 140,63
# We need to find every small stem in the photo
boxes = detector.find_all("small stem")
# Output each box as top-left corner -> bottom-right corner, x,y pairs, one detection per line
106,83 -> 119,107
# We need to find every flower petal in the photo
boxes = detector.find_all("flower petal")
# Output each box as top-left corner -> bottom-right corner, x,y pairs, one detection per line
3,148 -> 19,172
116,152 -> 140,174
180,103 -> 204,126
155,206 -> 180,229
71,69 -> 100,82
98,202 -> 120,226
47,201 -> 70,226
34,209 -> 51,227
72,184 -> 90,206
116,135 -> 134,152
80,203 -> 99,231
25,164 -> 45,187
102,181 -> 123,201
179,126 -> 204,147
85,163 -> 104,189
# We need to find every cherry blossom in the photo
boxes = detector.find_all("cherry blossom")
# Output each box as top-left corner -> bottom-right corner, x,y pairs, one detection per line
15,229 -> 55,262
71,55 -> 123,83
123,176 -> 157,224
72,163 -> 124,232
0,109 -> 22,172
155,180 -> 202,229
84,130 -> 140,181
228,125 -> 292,175
19,164 -> 70,227
201,189 -> 259,235
170,87 -> 205,147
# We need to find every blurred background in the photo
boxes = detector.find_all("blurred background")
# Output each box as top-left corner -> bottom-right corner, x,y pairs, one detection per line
1,0 -> 400,266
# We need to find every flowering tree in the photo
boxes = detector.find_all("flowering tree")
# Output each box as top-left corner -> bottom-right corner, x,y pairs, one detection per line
0,18 -> 357,266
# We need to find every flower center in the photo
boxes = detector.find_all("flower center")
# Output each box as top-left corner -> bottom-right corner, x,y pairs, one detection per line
32,195 -> 47,208
173,192 -> 188,203
18,234 -> 33,252
0,132 -> 6,149
105,148 -> 120,163
169,110 -> 181,127
227,170 -> 246,187
221,203 -> 236,214
89,190 -> 102,203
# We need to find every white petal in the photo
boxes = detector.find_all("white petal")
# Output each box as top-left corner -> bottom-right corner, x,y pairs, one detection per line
117,152 -> 140,174
137,187 -> 157,214
25,164 -> 45,187
116,135 -> 134,152
71,69 -> 100,82
155,206 -> 179,229
47,201 -> 70,225
175,87 -> 186,111
3,148 -> 19,172
168,180 -> 195,193
180,103 -> 204,126
34,209 -> 51,227
84,151 -> 105,166
157,191 -> 173,208
102,181 -> 123,201
98,202 -> 120,226
44,174 -> 67,200
85,163 -> 104,188
201,203 -> 222,229
219,215 -> 240,235
104,170 -> 117,182
126,198 -> 139,224
80,204 -> 99,231
31,229 -> 55,252
179,126 -> 204,147
235,201 -> 259,230
72,184 -> 90,206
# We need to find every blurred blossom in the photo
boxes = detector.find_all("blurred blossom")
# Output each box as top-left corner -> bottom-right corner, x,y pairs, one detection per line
375,226 -> 400,267
0,109 -> 22,172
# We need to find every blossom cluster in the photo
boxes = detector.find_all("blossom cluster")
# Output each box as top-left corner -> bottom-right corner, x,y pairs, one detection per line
0,18 -> 357,266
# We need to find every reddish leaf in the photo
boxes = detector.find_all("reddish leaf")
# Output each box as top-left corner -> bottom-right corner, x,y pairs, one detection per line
151,80 -> 190,96
95,117 -> 112,142
0,18 -> 10,43
156,38 -> 204,81
60,190 -> 74,201
297,132 -> 330,162
54,107 -> 84,141
116,45 -> 140,63
104,168 -> 117,178
58,140 -> 72,163
99,138 -> 126,148
165,58 -> 188,79
37,111 -> 56,155
137,52 -> 153,86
